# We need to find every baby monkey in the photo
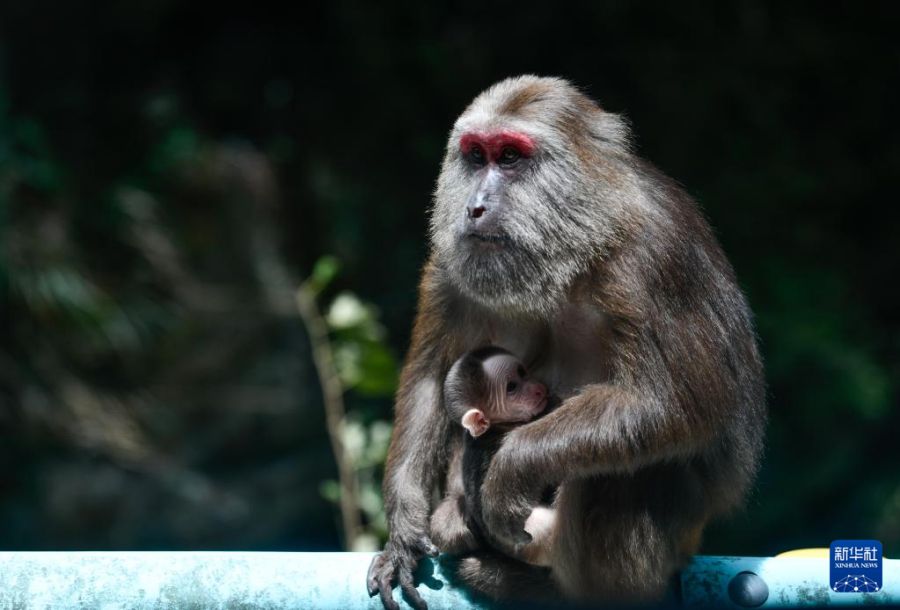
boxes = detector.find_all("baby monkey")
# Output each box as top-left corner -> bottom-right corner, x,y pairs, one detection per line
430,346 -> 557,566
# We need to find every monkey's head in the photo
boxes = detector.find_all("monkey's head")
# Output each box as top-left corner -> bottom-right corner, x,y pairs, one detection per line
430,75 -> 633,317
444,346 -> 548,438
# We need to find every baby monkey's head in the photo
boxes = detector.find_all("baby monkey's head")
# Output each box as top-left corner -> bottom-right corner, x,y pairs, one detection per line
443,346 -> 548,438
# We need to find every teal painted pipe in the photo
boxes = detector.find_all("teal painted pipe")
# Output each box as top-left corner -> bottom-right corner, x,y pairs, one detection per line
0,552 -> 896,608
681,555 -> 899,608
0,552 -> 482,610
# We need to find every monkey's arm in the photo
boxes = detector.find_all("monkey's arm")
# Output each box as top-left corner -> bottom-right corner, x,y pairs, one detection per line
482,303 -> 756,546
367,266 -> 456,610
483,387 -> 714,545
367,371 -> 449,610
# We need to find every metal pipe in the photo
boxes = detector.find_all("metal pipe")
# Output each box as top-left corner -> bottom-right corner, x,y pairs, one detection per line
682,555 -> 898,608
0,552 -> 478,610
0,551 -> 895,609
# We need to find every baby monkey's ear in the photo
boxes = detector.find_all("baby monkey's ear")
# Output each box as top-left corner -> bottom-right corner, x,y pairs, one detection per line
461,408 -> 490,438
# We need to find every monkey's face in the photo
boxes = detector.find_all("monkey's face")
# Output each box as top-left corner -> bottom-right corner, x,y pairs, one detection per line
444,346 -> 548,436
430,76 -> 633,316
459,353 -> 548,438
483,353 -> 548,423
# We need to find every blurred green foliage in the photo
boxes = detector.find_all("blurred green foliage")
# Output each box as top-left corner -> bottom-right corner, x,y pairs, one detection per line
306,254 -> 396,549
327,291 -> 398,398
0,2 -> 897,556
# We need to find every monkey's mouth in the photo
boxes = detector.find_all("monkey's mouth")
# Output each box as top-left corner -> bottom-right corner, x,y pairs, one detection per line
465,232 -> 512,246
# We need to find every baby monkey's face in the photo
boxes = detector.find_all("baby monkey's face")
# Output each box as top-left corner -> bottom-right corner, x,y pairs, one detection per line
461,353 -> 548,438
483,353 -> 548,421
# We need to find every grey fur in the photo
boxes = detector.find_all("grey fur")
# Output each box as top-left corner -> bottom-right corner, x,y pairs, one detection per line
368,75 -> 766,608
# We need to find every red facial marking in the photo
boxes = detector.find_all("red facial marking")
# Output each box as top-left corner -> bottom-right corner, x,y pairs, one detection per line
459,130 -> 536,162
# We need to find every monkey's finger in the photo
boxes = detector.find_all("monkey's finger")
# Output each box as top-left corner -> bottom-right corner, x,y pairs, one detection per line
399,570 -> 429,610
366,553 -> 386,596
417,535 -> 439,557
378,572 -> 400,610
366,555 -> 380,596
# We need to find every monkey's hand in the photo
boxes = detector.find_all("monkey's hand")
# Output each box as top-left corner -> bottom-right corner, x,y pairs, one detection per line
366,532 -> 439,610
480,439 -> 543,548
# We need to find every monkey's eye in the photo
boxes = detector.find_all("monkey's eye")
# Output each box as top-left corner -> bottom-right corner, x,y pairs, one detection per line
506,380 -> 518,393
498,146 -> 521,167
468,145 -> 486,166
517,365 -> 526,378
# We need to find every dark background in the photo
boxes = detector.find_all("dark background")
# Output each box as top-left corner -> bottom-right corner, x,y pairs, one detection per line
1,2 -> 897,558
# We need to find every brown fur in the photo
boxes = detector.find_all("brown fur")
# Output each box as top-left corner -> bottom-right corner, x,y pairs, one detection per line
497,81 -> 551,116
367,76 -> 765,609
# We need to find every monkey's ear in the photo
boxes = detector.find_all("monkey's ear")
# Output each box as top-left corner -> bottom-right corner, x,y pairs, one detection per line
461,409 -> 490,438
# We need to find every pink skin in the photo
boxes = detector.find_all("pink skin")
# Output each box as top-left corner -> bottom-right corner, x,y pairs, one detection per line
459,130 -> 536,164
461,354 -> 548,438
516,380 -> 548,418
522,505 -> 556,567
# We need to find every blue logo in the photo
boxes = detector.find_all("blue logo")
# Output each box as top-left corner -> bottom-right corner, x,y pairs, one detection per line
830,540 -> 882,593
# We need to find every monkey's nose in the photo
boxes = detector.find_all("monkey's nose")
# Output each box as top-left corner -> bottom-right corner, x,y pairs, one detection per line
467,205 -> 486,220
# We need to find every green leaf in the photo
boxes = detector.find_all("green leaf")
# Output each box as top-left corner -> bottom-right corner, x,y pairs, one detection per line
319,479 -> 341,504
307,255 -> 341,295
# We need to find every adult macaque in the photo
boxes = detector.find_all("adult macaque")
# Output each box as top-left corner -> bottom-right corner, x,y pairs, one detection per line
367,76 -> 765,609
430,346 -> 557,568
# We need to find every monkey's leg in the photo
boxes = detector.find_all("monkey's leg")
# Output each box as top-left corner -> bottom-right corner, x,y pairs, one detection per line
430,494 -> 479,554
551,476 -> 689,603
452,550 -> 556,601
